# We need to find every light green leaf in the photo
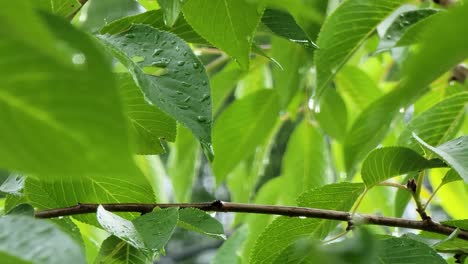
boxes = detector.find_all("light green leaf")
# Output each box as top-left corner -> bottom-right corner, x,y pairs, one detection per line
211,62 -> 245,114
335,65 -> 383,113
178,208 -> 225,239
100,9 -> 207,44
271,37 -> 307,108
97,206 -> 146,250
183,0 -> 263,69
261,8 -> 317,48
250,183 -> 364,264
95,236 -> 150,264
414,135 -> 468,183
157,0 -> 184,27
361,147 -> 446,187
441,169 -> 462,185
400,3 -> 468,102
377,237 -> 445,263
377,8 -> 439,52
37,0 -> 82,17
0,215 -> 85,264
281,120 -> 328,203
213,90 -> 280,183
398,92 -> 468,153
98,25 -> 212,145
118,74 -> 176,154
133,208 -> 179,252
314,0 -> 405,98
313,88 -> 348,141
167,125 -> 199,202
394,173 -> 414,217
212,226 -> 248,264
0,10 -> 143,182
79,0 -> 144,32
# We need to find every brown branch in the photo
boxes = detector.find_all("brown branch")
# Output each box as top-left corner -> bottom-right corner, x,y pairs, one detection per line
34,200 -> 468,241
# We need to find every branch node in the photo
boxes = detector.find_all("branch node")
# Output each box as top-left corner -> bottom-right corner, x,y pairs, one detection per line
211,200 -> 223,209
406,178 -> 417,194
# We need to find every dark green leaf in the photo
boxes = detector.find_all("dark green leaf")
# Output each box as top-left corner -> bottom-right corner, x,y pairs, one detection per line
212,226 -> 248,264
213,90 -> 280,183
133,208 -> 179,252
183,0 -> 263,69
398,92 -> 468,153
178,208 -> 225,239
0,215 -> 85,264
361,147 -> 445,187
314,0 -> 405,98
377,237 -> 445,263
98,25 -> 212,145
377,8 -> 439,52
414,135 -> 468,183
118,74 -> 176,154
261,8 -> 317,48
100,9 -> 207,44
395,11 -> 443,47
95,236 -> 150,264
250,183 -> 364,263
6,203 -> 34,216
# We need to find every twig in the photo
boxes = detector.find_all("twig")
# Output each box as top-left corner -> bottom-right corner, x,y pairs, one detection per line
34,200 -> 468,241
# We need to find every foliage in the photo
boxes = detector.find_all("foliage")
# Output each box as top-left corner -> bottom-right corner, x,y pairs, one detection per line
0,0 -> 468,263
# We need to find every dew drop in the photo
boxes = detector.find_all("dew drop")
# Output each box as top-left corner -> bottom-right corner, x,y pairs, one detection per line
178,105 -> 189,109
386,34 -> 392,40
202,80 -> 208,85
197,116 -> 207,122
176,91 -> 183,95
152,48 -> 163,56
183,96 -> 191,102
182,81 -> 191,87
152,58 -> 170,68
200,94 -> 210,102
171,40 -> 177,44
126,34 -> 135,39
192,62 -> 200,69
177,61 -> 185,66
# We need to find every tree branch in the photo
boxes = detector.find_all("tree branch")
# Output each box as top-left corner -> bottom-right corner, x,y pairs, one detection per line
34,200 -> 468,241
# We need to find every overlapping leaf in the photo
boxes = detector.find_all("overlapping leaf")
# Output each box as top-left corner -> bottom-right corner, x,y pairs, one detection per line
98,25 -> 212,145
178,208 -> 225,239
183,0 -> 263,69
314,0 -> 406,98
250,183 -> 364,263
361,147 -> 445,187
377,237 -> 445,263
95,236 -> 150,264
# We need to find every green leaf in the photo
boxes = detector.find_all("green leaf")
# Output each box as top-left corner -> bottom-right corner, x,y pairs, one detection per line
377,237 -> 445,263
97,206 -> 146,250
6,203 -> 34,216
212,226 -> 248,264
261,8 -> 317,48
100,9 -> 207,44
398,92 -> 468,153
213,90 -> 280,183
361,147 -> 445,187
118,74 -> 176,154
414,135 -> 468,183
400,3 -> 468,102
177,208 -> 225,239
314,0 -> 405,98
167,125 -> 199,202
441,169 -> 462,185
37,0 -> 82,17
335,65 -> 383,113
394,173 -> 414,217
98,24 -> 212,145
250,183 -> 364,263
95,236 -> 150,264
0,10 -> 143,182
0,215 -> 85,264
313,88 -> 348,141
157,0 -> 184,27
377,8 -> 439,52
79,0 -> 144,32
211,62 -> 245,114
182,0 -> 263,69
281,120 -> 328,203
271,37 -> 307,108
395,11 -> 443,48
133,208 -> 179,252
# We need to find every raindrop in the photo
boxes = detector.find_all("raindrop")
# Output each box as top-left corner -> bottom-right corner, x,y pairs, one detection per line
122,43 -> 128,46
176,91 -> 183,95
72,53 -> 86,65
200,94 -> 210,102
126,34 -> 135,39
403,20 -> 410,25
184,96 -> 191,102
171,40 -> 177,44
386,34 -> 392,40
197,116 -> 207,122
399,107 -> 405,113
202,80 -> 208,85
152,48 -> 163,56
178,105 -> 189,109
177,61 -> 185,66
183,51 -> 188,56
182,81 -> 191,87
152,58 -> 170,68
192,62 -> 200,69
